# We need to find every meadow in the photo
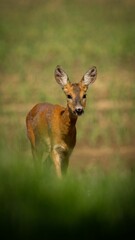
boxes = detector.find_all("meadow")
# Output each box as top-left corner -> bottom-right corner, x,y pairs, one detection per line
0,0 -> 135,238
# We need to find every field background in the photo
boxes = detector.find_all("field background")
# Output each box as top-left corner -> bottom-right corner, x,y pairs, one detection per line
0,0 -> 135,238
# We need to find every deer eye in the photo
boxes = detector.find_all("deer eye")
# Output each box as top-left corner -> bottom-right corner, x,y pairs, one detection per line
83,94 -> 87,99
67,94 -> 72,99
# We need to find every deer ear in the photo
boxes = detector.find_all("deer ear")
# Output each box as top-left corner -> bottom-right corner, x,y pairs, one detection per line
55,65 -> 70,88
81,66 -> 97,87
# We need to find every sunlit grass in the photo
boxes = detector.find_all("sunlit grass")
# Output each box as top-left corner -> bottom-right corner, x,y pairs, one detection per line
1,0 -> 135,147
0,0 -> 135,73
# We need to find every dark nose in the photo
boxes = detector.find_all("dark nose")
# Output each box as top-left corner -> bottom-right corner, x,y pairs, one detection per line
75,107 -> 84,116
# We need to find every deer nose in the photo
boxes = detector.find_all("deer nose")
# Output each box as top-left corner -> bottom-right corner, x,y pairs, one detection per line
75,107 -> 84,116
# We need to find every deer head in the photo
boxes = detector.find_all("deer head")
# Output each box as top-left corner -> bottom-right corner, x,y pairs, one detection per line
55,65 -> 97,116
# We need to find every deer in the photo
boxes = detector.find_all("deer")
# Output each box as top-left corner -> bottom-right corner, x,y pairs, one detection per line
26,65 -> 97,178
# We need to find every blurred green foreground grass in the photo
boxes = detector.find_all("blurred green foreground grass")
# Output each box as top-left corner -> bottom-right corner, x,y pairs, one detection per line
0,149 -> 135,239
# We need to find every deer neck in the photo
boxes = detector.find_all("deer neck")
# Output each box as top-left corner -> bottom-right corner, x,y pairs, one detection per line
62,105 -> 77,129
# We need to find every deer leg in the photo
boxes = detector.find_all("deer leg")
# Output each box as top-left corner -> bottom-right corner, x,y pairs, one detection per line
52,145 -> 70,177
61,156 -> 69,175
31,145 -> 43,164
51,148 -> 62,178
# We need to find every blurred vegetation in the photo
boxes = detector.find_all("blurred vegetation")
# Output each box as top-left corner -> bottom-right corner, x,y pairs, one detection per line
0,0 -> 135,146
0,0 -> 135,238
0,149 -> 135,239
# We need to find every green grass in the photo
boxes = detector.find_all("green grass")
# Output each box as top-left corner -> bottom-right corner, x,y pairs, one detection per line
0,0 -> 135,74
0,147 -> 135,239
1,0 -> 135,145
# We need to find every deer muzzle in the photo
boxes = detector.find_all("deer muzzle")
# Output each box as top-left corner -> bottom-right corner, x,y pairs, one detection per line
75,106 -> 84,116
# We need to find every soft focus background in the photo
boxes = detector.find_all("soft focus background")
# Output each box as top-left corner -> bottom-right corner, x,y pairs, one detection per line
0,0 -> 135,238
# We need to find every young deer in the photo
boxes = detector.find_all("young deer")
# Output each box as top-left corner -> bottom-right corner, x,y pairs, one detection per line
26,65 -> 97,177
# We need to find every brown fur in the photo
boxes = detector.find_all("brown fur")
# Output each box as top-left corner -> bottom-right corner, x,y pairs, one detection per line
26,65 -> 97,177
